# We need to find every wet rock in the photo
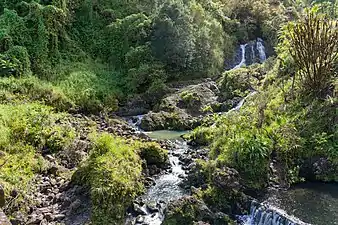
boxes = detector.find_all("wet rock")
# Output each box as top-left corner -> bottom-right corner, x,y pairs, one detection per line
133,203 -> 148,216
54,214 -> 65,221
163,196 -> 214,225
212,167 -> 240,192
146,202 -> 159,213
27,214 -> 44,225
69,199 -> 82,213
44,213 -> 54,221
135,215 -> 144,224
45,155 -> 55,162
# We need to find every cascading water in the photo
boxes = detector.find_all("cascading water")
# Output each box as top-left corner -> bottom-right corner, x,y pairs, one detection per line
231,91 -> 257,112
124,130 -> 189,225
234,44 -> 248,69
239,201 -> 310,225
125,37 -> 307,225
127,115 -> 144,128
233,38 -> 267,69
256,38 -> 267,63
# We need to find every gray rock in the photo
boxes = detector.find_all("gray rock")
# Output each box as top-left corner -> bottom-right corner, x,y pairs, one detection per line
10,211 -> 25,225
146,202 -> 159,213
44,213 -> 54,221
27,214 -> 44,225
69,199 -> 82,212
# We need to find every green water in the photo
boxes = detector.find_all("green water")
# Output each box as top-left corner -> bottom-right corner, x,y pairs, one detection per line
145,130 -> 189,140
269,183 -> 338,225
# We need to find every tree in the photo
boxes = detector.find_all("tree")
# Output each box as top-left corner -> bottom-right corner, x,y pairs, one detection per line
151,0 -> 227,78
151,0 -> 196,75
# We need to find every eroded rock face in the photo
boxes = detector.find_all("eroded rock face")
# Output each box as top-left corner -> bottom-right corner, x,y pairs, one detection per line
162,196 -> 235,225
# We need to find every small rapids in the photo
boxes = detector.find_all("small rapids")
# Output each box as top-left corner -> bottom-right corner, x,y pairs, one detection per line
124,130 -> 189,225
238,201 -> 310,225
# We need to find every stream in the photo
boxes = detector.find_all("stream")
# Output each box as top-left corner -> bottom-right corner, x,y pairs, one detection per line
125,129 -> 190,225
124,39 -> 338,225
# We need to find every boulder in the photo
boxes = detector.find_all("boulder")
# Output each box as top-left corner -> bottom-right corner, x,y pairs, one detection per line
139,142 -> 169,167
162,196 -> 214,225
212,167 -> 241,192
140,80 -> 224,131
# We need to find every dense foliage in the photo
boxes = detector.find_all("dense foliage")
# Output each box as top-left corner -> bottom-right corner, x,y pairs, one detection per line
0,0 -> 337,224
188,5 -> 338,192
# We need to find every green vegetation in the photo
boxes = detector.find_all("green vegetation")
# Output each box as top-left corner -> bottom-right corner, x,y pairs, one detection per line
73,133 -> 168,224
139,142 -> 168,167
73,133 -> 144,224
0,0 -> 337,224
0,103 -> 74,195
180,91 -> 201,108
188,6 -> 338,192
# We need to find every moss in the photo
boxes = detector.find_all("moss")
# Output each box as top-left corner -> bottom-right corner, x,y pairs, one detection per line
162,196 -> 213,225
139,142 -> 168,166
187,126 -> 215,146
73,133 -> 145,225
180,91 -> 201,108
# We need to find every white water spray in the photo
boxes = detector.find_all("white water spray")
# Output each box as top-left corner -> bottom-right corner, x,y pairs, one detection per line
234,44 -> 248,69
256,38 -> 266,63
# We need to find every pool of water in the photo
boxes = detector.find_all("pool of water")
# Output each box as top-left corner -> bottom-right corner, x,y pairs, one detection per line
267,183 -> 338,225
145,130 -> 189,140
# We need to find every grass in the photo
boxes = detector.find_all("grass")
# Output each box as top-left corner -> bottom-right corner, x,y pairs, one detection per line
0,102 -> 75,199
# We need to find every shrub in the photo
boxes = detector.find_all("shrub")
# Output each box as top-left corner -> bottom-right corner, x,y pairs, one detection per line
0,76 -> 73,110
0,102 -> 75,196
218,68 -> 252,100
139,142 -> 168,166
73,133 -> 144,224
180,91 -> 201,108
280,7 -> 338,98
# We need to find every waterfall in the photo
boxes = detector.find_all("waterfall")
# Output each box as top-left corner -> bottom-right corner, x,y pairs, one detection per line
239,201 -> 310,225
126,115 -> 144,131
233,38 -> 266,69
234,44 -> 248,69
231,91 -> 257,112
256,38 -> 266,63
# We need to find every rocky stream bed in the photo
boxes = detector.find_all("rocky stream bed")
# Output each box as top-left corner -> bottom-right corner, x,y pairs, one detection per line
1,38 -> 336,225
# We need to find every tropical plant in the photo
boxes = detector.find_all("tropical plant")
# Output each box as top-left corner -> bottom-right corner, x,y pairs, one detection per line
281,7 -> 338,97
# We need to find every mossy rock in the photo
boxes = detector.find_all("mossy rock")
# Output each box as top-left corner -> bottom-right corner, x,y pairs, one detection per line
162,196 -> 214,225
139,142 -> 168,167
